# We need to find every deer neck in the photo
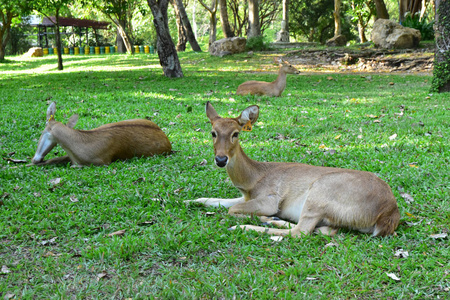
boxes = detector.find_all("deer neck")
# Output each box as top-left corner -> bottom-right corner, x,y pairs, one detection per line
225,144 -> 266,198
50,123 -> 89,151
273,70 -> 287,91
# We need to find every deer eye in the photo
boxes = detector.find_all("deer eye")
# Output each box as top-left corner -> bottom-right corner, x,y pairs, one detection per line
211,131 -> 217,138
232,132 -> 239,139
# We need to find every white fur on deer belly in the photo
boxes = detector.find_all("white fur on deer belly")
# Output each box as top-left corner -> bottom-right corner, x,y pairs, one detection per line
277,197 -> 306,223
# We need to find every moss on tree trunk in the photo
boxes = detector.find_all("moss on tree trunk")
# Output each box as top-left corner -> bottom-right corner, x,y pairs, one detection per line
431,0 -> 450,93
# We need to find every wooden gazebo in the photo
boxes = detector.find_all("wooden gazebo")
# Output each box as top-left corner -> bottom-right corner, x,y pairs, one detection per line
36,17 -> 110,48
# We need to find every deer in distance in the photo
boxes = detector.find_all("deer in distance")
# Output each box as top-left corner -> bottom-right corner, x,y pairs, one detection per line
31,102 -> 172,166
186,102 -> 400,237
236,59 -> 300,97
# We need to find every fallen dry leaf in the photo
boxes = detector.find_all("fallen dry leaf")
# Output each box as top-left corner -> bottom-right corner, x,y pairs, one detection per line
49,178 -> 62,185
270,236 -> 283,242
386,273 -> 401,281
40,237 -> 57,246
400,192 -> 414,204
107,229 -> 126,237
324,242 -> 338,248
3,157 -> 27,163
430,233 -> 448,239
1,265 -> 11,274
394,249 -> 409,258
4,293 -> 15,300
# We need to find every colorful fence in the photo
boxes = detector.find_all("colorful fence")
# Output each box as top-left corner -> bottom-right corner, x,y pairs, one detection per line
41,46 -> 155,55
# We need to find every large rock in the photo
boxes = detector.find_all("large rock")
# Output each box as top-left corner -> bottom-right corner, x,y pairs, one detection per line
326,34 -> 347,47
371,19 -> 421,49
209,37 -> 246,57
25,47 -> 44,57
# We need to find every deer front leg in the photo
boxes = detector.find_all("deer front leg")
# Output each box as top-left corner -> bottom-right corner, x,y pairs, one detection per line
228,196 -> 279,216
185,197 -> 245,208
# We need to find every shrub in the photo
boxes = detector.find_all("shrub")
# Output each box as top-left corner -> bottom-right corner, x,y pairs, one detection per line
245,36 -> 270,51
402,12 -> 435,41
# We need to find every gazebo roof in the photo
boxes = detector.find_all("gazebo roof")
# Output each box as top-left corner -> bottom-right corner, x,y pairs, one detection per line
40,17 -> 110,29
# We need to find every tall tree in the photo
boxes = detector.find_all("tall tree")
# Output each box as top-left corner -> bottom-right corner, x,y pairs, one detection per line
170,0 -> 187,51
431,0 -> 450,92
198,0 -> 218,46
147,0 -> 183,78
219,0 -> 234,37
348,0 -> 376,43
32,0 -> 72,70
333,0 -> 341,36
399,0 -> 431,22
277,0 -> 289,42
0,0 -> 29,61
374,0 -> 389,19
228,0 -> 247,36
89,0 -> 138,54
173,0 -> 201,51
247,0 -> 260,38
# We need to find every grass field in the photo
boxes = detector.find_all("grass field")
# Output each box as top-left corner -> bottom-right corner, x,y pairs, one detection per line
1,51 -> 449,299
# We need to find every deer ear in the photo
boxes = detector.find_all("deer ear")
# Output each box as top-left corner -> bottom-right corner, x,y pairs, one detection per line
67,114 -> 78,128
46,102 -> 56,121
206,101 -> 220,123
237,105 -> 259,127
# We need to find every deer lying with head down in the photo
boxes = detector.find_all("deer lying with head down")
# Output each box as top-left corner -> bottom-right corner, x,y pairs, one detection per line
31,102 -> 172,166
186,102 -> 400,237
236,60 -> 299,97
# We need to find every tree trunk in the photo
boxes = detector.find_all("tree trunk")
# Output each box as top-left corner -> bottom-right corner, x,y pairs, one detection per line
170,0 -> 187,51
55,12 -> 63,71
357,20 -> 367,43
219,0 -> 235,37
147,0 -> 184,78
334,0 -> 341,36
276,0 -> 289,42
117,28 -> 126,53
198,0 -> 218,47
247,0 -> 261,38
174,0 -> 202,51
0,11 -> 13,61
374,0 -> 390,19
432,0 -> 450,92
114,18 -> 134,54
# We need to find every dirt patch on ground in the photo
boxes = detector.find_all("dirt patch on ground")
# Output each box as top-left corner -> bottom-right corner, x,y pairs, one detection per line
284,47 -> 434,75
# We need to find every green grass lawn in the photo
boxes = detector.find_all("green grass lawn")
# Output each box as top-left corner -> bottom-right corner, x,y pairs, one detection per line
1,51 -> 449,299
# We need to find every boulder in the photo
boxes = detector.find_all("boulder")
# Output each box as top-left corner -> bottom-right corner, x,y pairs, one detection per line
209,37 -> 246,57
326,35 -> 347,47
25,47 -> 44,57
371,19 -> 421,49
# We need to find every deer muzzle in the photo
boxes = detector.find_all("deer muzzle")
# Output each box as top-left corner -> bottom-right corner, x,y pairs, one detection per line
215,155 -> 228,168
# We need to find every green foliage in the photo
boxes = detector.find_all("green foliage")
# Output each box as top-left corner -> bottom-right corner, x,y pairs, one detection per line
431,55 -> 450,92
245,35 -> 270,51
0,52 -> 449,298
431,0 -> 450,92
5,16 -> 34,55
289,0 -> 335,43
402,12 -> 435,41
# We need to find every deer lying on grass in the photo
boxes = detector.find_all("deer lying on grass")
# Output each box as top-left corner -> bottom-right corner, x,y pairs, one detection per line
236,60 -> 299,97
186,102 -> 400,237
31,102 -> 172,166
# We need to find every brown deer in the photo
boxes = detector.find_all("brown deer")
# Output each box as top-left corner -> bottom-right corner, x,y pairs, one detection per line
186,102 -> 400,237
31,102 -> 172,166
236,60 -> 300,97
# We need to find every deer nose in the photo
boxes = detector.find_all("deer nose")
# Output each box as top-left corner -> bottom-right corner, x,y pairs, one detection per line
215,156 -> 228,168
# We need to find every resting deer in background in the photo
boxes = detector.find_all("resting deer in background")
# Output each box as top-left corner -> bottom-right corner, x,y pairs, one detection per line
31,102 -> 172,166
186,102 -> 400,237
236,59 -> 300,97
